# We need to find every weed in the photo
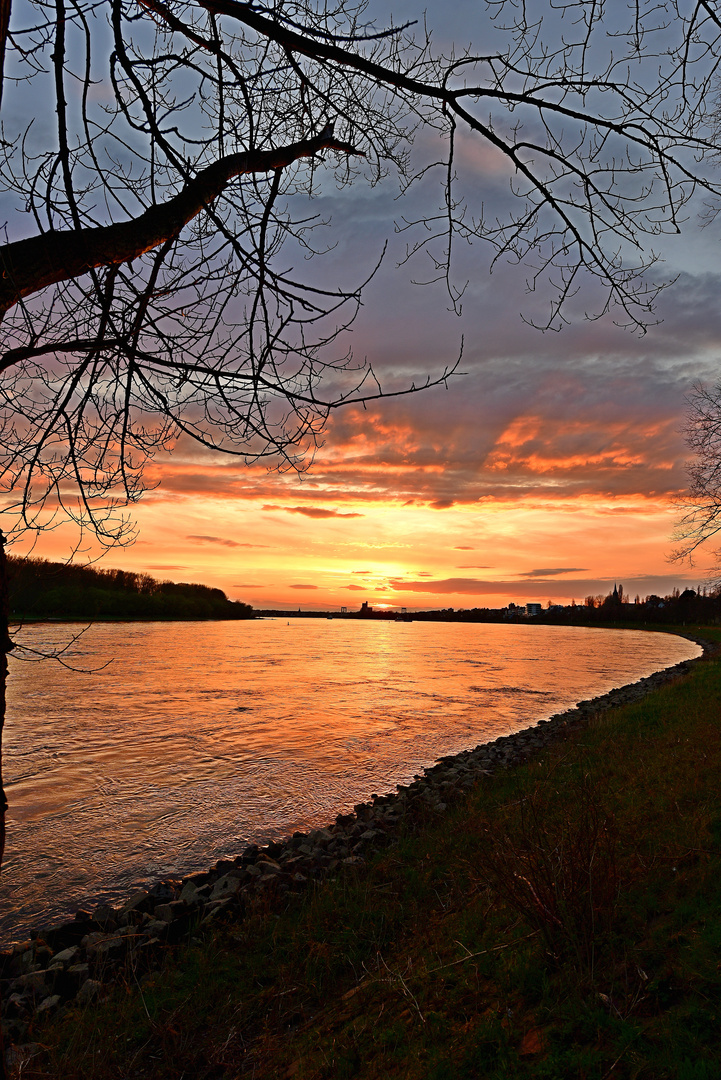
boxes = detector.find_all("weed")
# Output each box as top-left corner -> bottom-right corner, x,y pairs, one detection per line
476,769 -> 622,976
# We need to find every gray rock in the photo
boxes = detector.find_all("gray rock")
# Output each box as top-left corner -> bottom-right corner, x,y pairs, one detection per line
143,919 -> 169,937
153,903 -> 176,922
308,828 -> 333,844
88,936 -> 125,960
81,931 -> 106,949
200,899 -> 232,923
14,949 -> 36,976
11,971 -> 49,997
4,993 -> 30,1018
181,870 -> 210,887
148,882 -> 176,903
66,963 -> 90,985
210,874 -> 242,899
50,946 -> 79,966
166,899 -> 190,919
119,889 -> 150,916
35,994 -> 61,1016
257,860 -> 281,876
179,881 -> 200,904
93,904 -> 117,927
75,979 -> 102,1005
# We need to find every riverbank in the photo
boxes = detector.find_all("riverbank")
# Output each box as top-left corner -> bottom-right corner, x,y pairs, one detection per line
11,626 -> 721,1078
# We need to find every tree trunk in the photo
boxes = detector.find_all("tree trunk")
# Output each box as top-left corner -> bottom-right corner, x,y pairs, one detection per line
0,0 -> 11,112
0,531 -> 11,1080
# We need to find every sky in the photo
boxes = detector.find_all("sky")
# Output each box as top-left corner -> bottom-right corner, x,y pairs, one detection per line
16,1 -> 721,610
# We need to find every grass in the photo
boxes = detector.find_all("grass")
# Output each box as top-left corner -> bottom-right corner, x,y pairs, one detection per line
19,624 -> 721,1079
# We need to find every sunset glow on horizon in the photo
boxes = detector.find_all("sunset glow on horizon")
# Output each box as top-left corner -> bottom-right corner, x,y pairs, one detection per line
10,1 -> 721,610
15,258 -> 719,610
16,242 -> 719,611
18,365 -> 714,611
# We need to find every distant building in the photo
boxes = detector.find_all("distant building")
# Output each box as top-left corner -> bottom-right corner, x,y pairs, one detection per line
526,603 -> 542,616
360,601 -> 373,616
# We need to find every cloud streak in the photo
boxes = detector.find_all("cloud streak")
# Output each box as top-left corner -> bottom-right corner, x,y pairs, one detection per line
262,504 -> 364,519
187,534 -> 267,548
388,575 -> 700,599
522,567 -> 589,577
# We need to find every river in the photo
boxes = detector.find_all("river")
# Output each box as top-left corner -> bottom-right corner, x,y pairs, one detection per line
0,619 -> 701,941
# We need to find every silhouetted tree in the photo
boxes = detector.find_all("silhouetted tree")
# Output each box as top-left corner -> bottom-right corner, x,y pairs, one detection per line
3,0 -> 721,546
674,382 -> 721,582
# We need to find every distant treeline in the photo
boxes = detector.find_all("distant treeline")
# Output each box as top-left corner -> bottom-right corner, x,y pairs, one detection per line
410,587 -> 721,625
405,586 -> 721,624
8,557 -> 254,621
260,584 -> 721,625
538,586 -> 721,626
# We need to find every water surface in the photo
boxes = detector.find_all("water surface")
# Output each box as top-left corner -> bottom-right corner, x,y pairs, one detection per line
1,619 -> 700,940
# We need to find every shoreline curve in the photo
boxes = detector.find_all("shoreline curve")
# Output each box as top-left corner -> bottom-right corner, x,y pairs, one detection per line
0,632 -> 709,1035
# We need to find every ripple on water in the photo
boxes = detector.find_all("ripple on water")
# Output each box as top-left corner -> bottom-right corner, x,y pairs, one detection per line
1,619 -> 700,941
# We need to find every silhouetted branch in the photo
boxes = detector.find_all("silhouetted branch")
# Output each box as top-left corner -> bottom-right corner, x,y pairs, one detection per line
0,129 -> 360,318
0,0 -> 719,543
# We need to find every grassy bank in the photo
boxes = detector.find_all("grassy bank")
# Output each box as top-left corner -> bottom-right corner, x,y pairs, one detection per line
22,627 -> 721,1079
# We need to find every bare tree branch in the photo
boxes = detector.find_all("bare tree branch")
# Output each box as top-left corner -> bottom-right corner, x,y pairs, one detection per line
0,0 -> 719,543
0,128 -> 360,317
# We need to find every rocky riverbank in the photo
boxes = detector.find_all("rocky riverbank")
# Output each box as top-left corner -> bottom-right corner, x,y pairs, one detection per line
0,645 -> 706,1055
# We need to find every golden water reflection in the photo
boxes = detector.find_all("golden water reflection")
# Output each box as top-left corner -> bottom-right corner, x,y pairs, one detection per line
1,620 -> 700,941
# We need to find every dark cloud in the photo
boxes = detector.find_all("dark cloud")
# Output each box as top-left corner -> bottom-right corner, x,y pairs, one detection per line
523,567 -> 589,577
136,249 -> 721,525
389,575 -> 700,598
311,356 -> 692,509
143,337 -> 694,511
345,584 -> 366,590
187,534 -> 267,548
457,564 -> 492,569
290,584 -> 319,590
262,504 -> 364,519
352,570 -> 372,574
232,583 -> 265,588
455,546 -> 475,550
148,471 -> 245,497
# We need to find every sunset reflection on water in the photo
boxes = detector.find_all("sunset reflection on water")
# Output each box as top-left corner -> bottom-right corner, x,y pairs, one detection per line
1,620 -> 700,941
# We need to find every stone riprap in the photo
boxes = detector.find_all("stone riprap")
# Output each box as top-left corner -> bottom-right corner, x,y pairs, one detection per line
0,646 -> 706,1048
